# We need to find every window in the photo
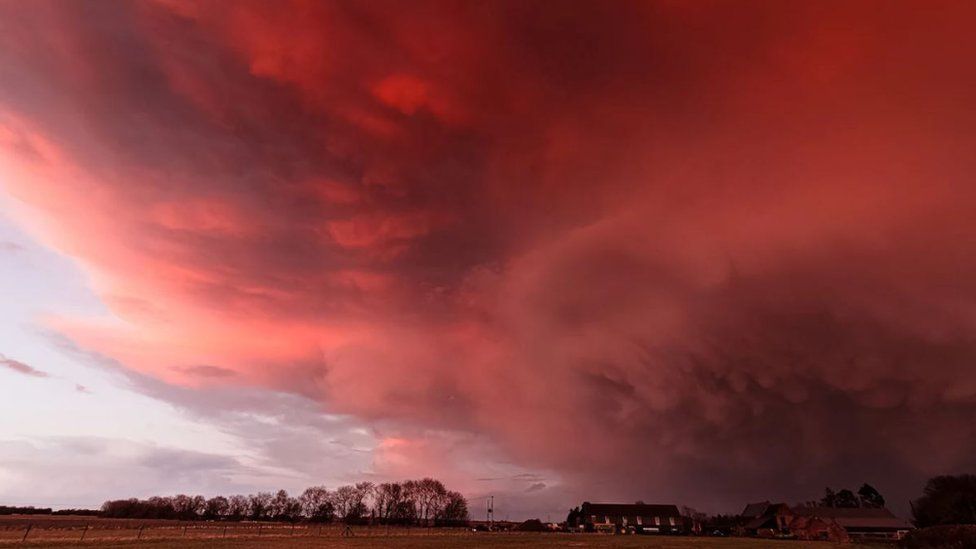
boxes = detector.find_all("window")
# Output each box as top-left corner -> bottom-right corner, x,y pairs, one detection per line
669,517 -> 676,526
654,516 -> 661,526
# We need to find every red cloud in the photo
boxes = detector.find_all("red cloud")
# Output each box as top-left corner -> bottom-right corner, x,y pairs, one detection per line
2,0 -> 976,511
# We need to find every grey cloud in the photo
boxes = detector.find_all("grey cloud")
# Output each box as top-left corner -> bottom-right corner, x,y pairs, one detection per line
0,353 -> 47,378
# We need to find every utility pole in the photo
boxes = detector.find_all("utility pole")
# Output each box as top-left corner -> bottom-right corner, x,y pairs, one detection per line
487,496 -> 494,531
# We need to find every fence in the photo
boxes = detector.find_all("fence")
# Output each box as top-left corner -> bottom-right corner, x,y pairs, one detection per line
0,519 -> 473,544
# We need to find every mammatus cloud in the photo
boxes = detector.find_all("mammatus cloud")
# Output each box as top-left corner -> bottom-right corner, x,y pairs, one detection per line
0,353 -> 47,378
1,0 -> 976,514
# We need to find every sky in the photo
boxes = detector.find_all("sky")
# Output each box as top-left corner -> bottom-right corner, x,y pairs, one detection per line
1,0 -> 976,520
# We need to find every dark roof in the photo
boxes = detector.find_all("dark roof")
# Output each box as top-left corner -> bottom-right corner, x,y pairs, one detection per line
742,503 -> 792,530
580,503 -> 681,518
741,501 -> 771,517
792,507 -> 911,530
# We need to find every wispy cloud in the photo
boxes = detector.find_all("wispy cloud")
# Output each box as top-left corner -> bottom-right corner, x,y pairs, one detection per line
174,365 -> 237,378
0,241 -> 24,253
0,354 -> 47,378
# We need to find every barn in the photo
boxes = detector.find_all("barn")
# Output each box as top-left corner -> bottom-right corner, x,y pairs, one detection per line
739,501 -> 793,536
789,507 -> 912,541
576,502 -> 686,534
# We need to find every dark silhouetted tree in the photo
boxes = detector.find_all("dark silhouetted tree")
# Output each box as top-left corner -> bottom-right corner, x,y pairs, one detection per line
439,491 -> 469,525
911,474 -> 976,527
299,486 -> 334,522
566,506 -> 581,527
821,487 -> 837,507
204,496 -> 229,520
227,495 -> 249,520
268,490 -> 300,521
834,489 -> 859,508
333,485 -> 357,521
821,487 -> 860,508
248,492 -> 273,520
857,484 -> 885,508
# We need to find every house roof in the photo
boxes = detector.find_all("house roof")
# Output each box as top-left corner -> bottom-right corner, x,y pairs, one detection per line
742,503 -> 792,530
741,501 -> 771,517
580,503 -> 681,518
792,507 -> 911,530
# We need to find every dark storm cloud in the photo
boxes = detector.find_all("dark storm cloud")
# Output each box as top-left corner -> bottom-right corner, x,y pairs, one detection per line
1,0 -> 976,514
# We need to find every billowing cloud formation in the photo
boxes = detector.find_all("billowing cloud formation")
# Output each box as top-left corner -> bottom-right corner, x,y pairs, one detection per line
2,0 -> 976,512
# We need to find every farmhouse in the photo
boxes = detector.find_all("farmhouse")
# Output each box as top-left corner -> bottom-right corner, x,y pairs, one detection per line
576,502 -> 685,534
739,501 -> 793,536
789,506 -> 912,541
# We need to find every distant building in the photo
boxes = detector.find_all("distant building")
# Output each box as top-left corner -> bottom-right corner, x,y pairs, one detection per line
789,506 -> 912,541
576,502 -> 686,534
739,501 -> 793,536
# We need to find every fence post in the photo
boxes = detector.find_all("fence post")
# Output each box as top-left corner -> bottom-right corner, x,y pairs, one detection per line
183,524 -> 188,537
222,525 -> 227,538
21,523 -> 32,542
257,524 -> 262,536
81,523 -> 89,541
137,524 -> 145,540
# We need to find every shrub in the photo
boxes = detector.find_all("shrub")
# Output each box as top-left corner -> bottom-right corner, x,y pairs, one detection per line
516,519 -> 546,532
901,525 -> 976,549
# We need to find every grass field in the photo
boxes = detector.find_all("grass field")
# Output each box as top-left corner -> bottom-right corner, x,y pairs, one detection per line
11,535 -> 855,549
0,517 -> 864,549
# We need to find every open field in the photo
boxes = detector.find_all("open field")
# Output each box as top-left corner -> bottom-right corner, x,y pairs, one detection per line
0,516 -> 464,544
10,535 -> 857,549
0,517 -> 867,549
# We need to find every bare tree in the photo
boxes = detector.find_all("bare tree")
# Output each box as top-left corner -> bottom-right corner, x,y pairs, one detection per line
204,496 -> 229,520
403,480 -> 421,524
268,490 -> 300,521
172,495 -> 205,520
348,482 -> 375,522
416,478 -> 447,525
227,495 -> 249,520
248,492 -> 273,520
376,482 -> 413,523
333,485 -> 357,521
299,486 -> 334,522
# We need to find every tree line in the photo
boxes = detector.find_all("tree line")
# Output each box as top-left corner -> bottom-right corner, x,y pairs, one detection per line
815,483 -> 886,508
100,478 -> 469,525
0,506 -> 99,516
